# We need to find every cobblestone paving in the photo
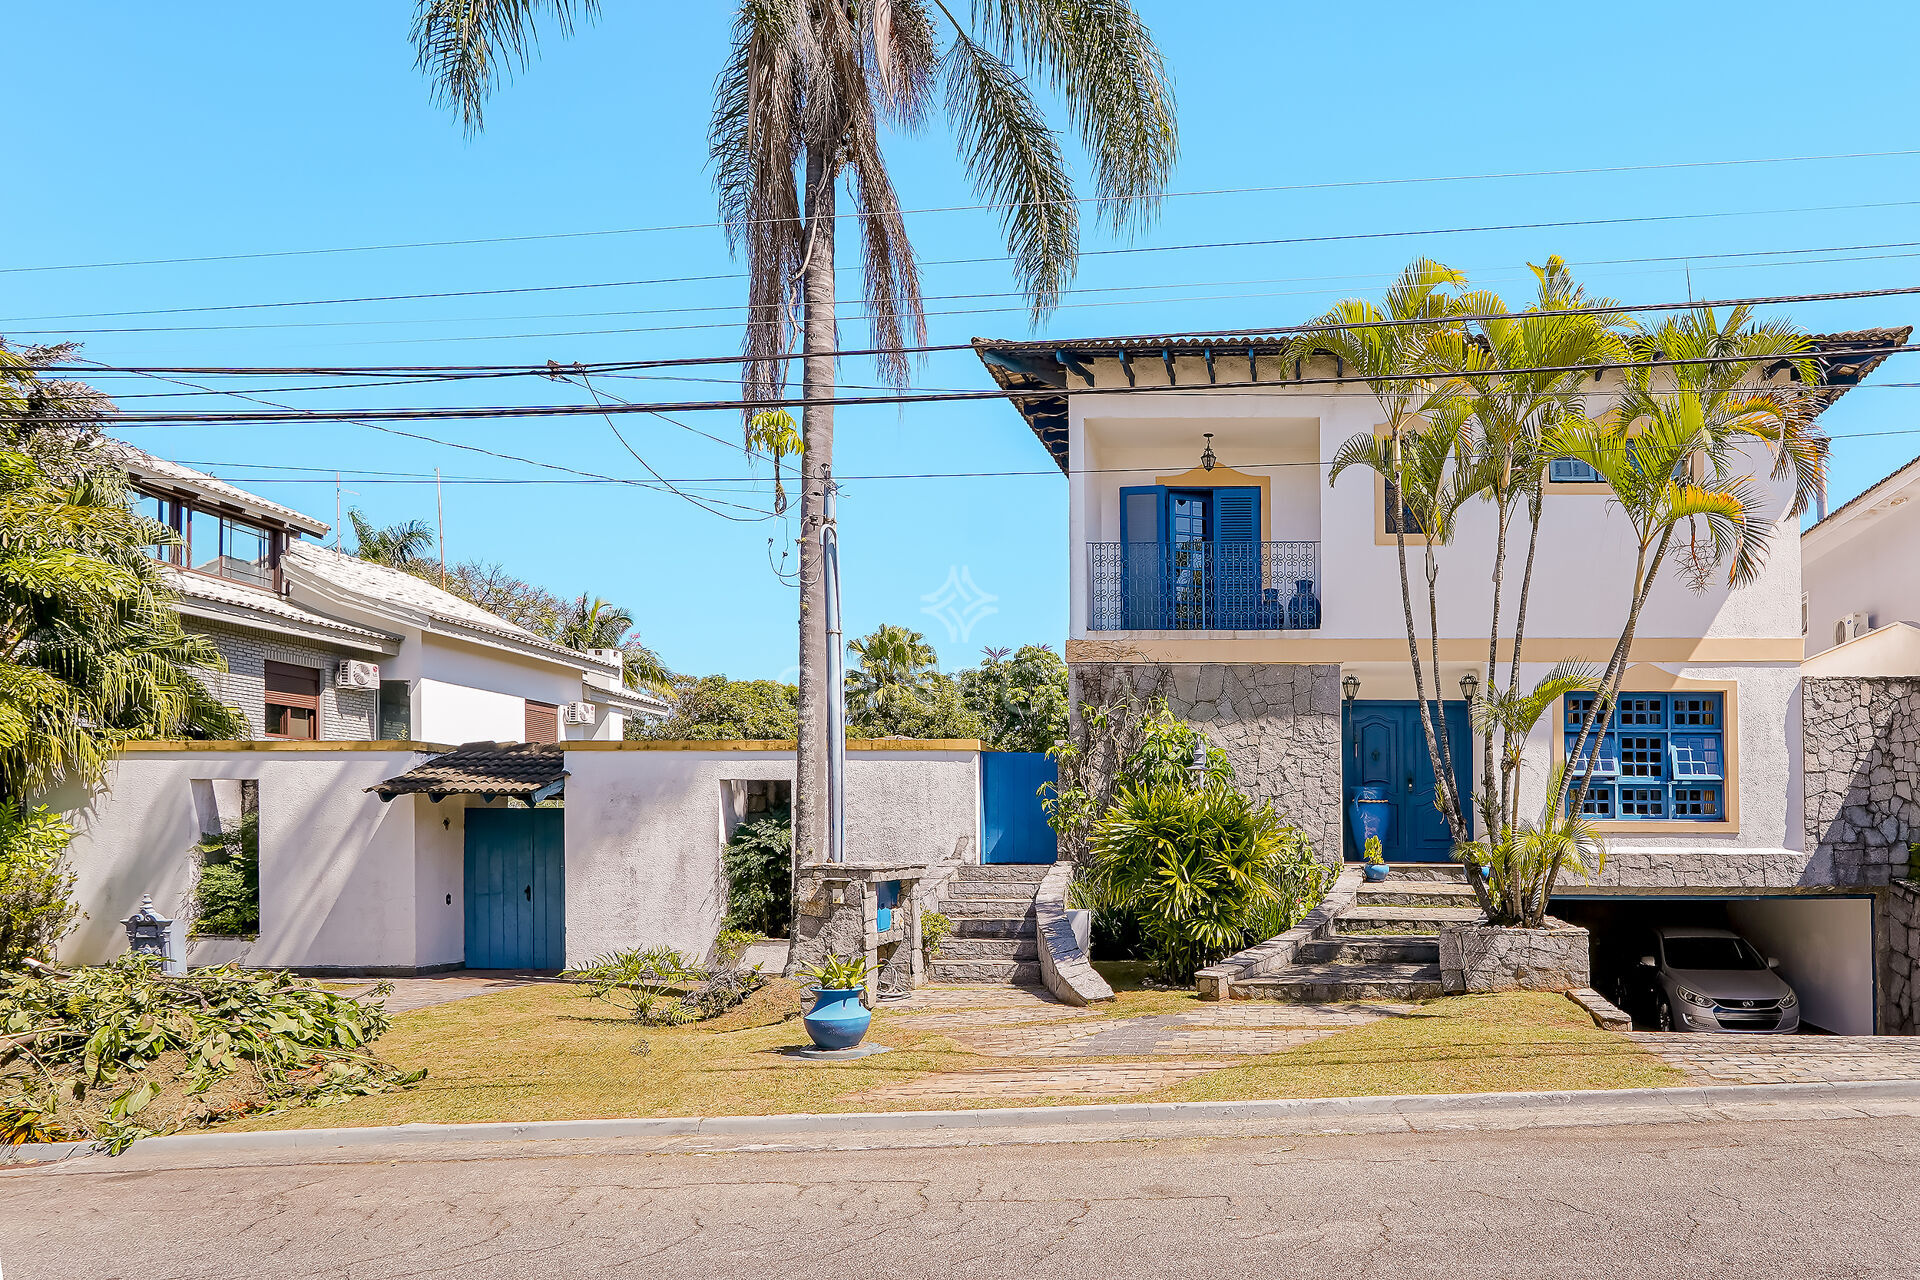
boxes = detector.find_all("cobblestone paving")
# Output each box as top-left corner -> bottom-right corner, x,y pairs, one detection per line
1639,1033 -> 1920,1085
866,984 -> 1415,1098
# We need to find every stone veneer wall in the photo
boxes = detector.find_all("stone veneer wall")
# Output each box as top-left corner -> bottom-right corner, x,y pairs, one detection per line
1070,662 -> 1343,866
1888,880 -> 1920,1035
195,620 -> 375,741
1803,677 -> 1920,887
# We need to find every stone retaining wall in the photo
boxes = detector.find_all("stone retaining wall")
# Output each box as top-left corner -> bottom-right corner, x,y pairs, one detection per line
1804,677 -> 1920,887
1888,880 -> 1920,1035
1033,863 -> 1114,1007
1070,662 -> 1343,864
1195,868 -> 1362,1000
1438,918 -> 1591,994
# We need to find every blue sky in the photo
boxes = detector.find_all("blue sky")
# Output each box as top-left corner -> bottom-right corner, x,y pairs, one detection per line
7,2 -> 1920,679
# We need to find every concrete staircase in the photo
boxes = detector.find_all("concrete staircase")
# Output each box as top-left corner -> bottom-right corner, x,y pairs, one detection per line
927,864 -> 1049,985
1235,864 -> 1480,1001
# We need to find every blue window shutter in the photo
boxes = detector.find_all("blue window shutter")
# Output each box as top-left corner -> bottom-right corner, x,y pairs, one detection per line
1551,458 -> 1600,483
1213,487 -> 1259,544
1120,486 -> 1166,543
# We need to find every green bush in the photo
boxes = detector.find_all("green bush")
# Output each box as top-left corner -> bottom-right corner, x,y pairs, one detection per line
194,811 -> 259,936
1082,782 -> 1329,985
0,801 -> 80,969
562,945 -> 765,1025
721,806 -> 792,937
920,910 -> 954,961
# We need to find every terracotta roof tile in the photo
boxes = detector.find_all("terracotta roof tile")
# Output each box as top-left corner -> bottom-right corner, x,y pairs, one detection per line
369,742 -> 567,801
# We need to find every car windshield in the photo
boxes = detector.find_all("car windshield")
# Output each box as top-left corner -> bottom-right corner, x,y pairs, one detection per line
1663,936 -> 1766,971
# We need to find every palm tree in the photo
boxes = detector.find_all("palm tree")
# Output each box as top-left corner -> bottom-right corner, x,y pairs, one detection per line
347,508 -> 435,570
555,593 -> 673,693
845,623 -> 936,719
409,0 -> 1179,876
1306,260 -> 1473,849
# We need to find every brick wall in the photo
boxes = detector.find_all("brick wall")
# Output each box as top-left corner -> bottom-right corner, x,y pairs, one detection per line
194,620 -> 375,741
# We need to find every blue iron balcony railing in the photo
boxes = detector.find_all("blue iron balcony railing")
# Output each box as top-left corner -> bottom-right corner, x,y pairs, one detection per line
1088,541 -> 1322,631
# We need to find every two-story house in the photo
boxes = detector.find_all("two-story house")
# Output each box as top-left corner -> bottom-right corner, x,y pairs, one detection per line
975,324 -> 1908,1034
110,444 -> 666,743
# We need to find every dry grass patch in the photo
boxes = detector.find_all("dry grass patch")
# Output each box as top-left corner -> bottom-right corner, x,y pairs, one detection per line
1152,991 -> 1682,1102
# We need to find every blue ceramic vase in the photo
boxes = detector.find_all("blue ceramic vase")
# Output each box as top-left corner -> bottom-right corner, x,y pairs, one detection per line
803,987 -> 871,1050
1364,863 -> 1391,882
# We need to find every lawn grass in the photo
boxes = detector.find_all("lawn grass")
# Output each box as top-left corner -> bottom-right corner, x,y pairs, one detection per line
224,984 -> 1679,1133
1153,992 -> 1685,1102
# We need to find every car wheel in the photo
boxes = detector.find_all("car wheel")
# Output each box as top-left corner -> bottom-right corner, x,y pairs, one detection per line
1611,975 -> 1633,1014
1655,996 -> 1674,1032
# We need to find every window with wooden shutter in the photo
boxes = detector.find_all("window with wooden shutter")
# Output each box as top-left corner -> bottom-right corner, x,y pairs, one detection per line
524,699 -> 559,744
263,661 -> 320,740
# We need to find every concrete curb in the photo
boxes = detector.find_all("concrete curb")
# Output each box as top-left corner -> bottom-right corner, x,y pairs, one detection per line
11,1078 -> 1920,1166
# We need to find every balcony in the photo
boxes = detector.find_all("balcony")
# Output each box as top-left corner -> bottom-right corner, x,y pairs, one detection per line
1088,541 -> 1322,631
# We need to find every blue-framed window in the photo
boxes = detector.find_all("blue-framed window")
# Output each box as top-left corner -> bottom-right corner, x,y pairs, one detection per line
1549,458 -> 1602,483
1563,691 -> 1725,822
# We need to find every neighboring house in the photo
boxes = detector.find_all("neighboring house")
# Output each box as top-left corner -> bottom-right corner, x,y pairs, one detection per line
1802,453 -> 1920,666
109,445 -> 667,743
974,325 -> 1912,1034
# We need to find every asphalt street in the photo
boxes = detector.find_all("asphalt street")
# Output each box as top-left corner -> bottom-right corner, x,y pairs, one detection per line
4,1114 -> 1915,1279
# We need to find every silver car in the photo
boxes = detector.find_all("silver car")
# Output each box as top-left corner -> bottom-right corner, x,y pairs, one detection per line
1617,926 -> 1801,1033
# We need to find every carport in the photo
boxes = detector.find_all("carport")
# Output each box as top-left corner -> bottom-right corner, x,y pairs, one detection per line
1553,892 -> 1878,1035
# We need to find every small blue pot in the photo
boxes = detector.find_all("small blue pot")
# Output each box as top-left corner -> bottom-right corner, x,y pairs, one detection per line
803,987 -> 872,1050
1364,863 -> 1390,882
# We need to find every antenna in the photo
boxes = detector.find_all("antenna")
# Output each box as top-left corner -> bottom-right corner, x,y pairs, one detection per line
435,468 -> 447,587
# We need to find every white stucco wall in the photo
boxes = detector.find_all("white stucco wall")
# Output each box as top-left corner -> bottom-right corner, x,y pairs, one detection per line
1725,896 -> 1875,1035
1803,482 -> 1920,658
416,678 -> 529,745
560,746 -> 983,967
53,747 -> 462,973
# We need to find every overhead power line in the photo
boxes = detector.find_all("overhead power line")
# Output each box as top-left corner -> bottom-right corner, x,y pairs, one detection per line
9,146 -> 1918,277
33,280 -> 1920,382
52,343 -> 1919,427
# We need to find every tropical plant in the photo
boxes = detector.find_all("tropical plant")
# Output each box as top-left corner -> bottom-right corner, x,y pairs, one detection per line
1361,835 -> 1384,866
847,671 -> 987,740
1,420 -> 245,805
721,805 -> 794,937
920,910 -> 953,961
1044,697 -> 1232,861
0,800 -> 80,969
712,927 -> 759,968
0,956 -> 421,1153
957,644 -> 1068,753
745,408 -> 803,516
408,0 -> 1180,879
801,953 -> 869,992
554,593 -> 673,693
562,945 -> 764,1025
347,507 -> 435,570
1081,782 -> 1325,984
845,623 -> 938,719
192,810 -> 260,937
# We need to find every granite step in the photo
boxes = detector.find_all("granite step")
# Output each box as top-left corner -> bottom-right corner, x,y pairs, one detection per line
1235,962 -> 1444,1002
934,937 -> 1040,961
1295,935 -> 1439,965
949,915 -> 1037,940
1354,863 -> 1470,883
953,864 -> 1053,883
1331,906 -> 1482,936
943,880 -> 1043,900
929,958 -> 1044,985
942,897 -> 1041,920
1355,882 -> 1481,909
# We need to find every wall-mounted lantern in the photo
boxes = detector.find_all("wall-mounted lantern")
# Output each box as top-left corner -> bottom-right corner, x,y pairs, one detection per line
1342,674 -> 1360,702
1459,672 -> 1480,703
1199,432 -> 1216,472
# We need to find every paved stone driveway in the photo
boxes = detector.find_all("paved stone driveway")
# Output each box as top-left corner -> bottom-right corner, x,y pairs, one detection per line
1638,1032 -> 1920,1085
325,970 -> 550,1014
864,984 -> 1413,1101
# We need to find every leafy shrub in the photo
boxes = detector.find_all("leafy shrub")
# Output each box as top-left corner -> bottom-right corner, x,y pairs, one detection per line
1081,782 -> 1330,985
801,953 -> 868,991
712,927 -> 758,968
920,911 -> 954,961
0,801 -> 80,969
562,946 -> 765,1026
722,806 -> 792,937
193,811 -> 259,936
0,956 -> 421,1153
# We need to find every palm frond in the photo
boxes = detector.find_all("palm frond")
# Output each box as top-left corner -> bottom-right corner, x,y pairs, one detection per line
409,0 -> 601,135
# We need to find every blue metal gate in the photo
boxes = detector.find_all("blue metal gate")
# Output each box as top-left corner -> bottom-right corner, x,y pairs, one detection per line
464,807 -> 565,970
980,752 -> 1059,864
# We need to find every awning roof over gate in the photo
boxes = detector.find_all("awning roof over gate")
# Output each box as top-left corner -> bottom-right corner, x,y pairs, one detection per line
369,741 -> 567,805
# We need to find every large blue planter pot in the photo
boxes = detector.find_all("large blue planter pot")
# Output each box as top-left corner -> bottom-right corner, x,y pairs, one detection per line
1348,784 -> 1394,856
1364,863 -> 1391,882
803,987 -> 872,1050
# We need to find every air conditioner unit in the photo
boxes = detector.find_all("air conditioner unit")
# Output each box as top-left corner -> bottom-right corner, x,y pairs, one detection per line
334,660 -> 380,691
561,700 -> 596,725
1837,611 -> 1874,645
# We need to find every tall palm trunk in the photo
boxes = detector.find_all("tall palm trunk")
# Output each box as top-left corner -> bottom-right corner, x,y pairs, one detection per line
792,145 -> 836,896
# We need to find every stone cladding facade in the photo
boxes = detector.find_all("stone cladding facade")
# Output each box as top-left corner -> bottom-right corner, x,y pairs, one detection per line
1803,677 -> 1920,887
1069,662 -> 1343,866
1888,880 -> 1920,1035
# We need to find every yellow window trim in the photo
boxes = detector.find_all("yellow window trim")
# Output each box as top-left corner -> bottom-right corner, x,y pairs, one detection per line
1550,666 -> 1741,835
1153,464 -> 1273,543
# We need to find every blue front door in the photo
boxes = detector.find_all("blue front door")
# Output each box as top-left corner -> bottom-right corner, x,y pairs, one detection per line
1342,700 -> 1472,862
464,807 -> 566,970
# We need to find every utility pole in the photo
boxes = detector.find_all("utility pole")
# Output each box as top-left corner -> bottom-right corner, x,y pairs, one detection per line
822,474 -> 846,864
